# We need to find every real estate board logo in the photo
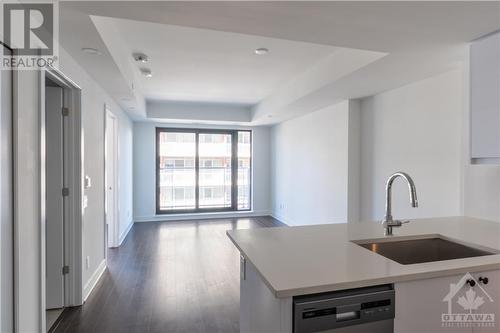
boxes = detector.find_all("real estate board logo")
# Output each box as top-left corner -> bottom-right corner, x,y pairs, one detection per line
4,3 -> 53,55
1,2 -> 58,69
442,272 -> 495,329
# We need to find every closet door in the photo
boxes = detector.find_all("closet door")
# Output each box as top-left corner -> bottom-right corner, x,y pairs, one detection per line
0,45 -> 14,333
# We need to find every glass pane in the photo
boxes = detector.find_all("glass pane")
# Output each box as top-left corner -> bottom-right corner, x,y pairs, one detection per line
198,133 -> 232,209
238,131 -> 251,210
158,132 -> 196,211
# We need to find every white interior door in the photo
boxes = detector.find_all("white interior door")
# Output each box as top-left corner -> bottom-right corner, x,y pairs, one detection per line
0,45 -> 14,333
45,86 -> 65,309
105,111 -> 118,248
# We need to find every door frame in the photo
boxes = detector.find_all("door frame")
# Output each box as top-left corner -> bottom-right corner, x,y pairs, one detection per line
0,43 -> 14,333
104,106 -> 119,249
38,66 -> 83,331
44,85 -> 65,310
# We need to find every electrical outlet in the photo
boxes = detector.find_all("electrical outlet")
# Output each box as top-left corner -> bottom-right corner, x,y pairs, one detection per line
86,256 -> 90,270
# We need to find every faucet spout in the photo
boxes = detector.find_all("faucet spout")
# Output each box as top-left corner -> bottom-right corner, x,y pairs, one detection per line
383,172 -> 418,235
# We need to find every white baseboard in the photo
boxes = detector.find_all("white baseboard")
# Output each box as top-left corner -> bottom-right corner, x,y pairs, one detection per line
119,220 -> 134,246
83,259 -> 106,302
270,212 -> 291,226
134,210 -> 270,223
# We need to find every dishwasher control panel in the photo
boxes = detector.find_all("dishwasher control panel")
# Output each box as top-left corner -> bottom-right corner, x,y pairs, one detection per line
293,284 -> 395,333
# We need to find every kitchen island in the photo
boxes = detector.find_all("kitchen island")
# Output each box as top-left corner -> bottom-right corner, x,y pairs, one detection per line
227,217 -> 500,332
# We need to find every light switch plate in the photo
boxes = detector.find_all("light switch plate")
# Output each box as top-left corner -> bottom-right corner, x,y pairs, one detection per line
84,175 -> 92,189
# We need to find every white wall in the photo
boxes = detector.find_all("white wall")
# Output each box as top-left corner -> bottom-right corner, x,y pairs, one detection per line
13,69 -> 41,333
359,64 -> 500,224
147,100 -> 252,123
462,53 -> 500,222
117,112 -> 134,244
0,49 -> 13,333
347,100 -> 362,223
268,62 -> 500,226
58,47 -> 134,291
359,69 -> 463,221
133,122 -> 270,221
270,101 -> 350,226
12,47 -> 134,331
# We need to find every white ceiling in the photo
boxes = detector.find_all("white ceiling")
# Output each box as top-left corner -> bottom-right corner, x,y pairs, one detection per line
92,16 -> 340,104
59,1 -> 500,125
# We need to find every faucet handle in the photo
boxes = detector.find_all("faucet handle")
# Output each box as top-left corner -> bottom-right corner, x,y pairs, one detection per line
390,219 -> 410,227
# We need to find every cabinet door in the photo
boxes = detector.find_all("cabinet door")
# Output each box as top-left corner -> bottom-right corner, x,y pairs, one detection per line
472,270 -> 500,333
395,274 -> 473,333
470,32 -> 500,159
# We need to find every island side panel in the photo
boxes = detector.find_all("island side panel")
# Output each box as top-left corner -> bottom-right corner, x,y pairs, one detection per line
240,258 -> 292,333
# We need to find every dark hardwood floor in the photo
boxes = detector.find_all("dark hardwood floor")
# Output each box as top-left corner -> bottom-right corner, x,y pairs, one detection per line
53,216 -> 285,333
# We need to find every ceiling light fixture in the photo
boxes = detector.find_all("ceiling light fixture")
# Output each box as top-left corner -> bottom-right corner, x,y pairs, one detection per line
140,68 -> 153,78
255,48 -> 269,55
81,47 -> 101,55
133,52 -> 149,63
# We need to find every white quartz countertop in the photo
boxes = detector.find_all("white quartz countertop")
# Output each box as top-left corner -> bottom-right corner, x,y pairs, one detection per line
226,216 -> 500,298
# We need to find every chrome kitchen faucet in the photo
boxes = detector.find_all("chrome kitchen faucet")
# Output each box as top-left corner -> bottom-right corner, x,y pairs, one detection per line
382,172 -> 418,235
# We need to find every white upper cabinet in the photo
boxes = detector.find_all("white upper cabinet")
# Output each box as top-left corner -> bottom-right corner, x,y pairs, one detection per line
470,32 -> 500,162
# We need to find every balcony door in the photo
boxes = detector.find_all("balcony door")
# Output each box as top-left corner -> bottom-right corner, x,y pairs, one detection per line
156,128 -> 251,214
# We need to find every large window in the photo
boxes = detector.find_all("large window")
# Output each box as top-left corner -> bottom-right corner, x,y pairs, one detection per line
156,128 -> 251,214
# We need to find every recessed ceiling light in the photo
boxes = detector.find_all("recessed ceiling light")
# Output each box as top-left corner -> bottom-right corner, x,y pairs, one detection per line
81,47 -> 101,55
255,48 -> 269,55
133,53 -> 149,63
140,68 -> 153,78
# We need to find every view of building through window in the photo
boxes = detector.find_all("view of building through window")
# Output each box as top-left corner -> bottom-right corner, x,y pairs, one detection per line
237,131 -> 251,210
198,133 -> 232,208
157,129 -> 251,213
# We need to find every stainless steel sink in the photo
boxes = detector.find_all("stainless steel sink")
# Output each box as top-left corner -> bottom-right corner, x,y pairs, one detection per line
353,237 -> 498,265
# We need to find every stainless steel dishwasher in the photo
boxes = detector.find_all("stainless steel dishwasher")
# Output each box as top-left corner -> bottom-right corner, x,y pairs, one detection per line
293,284 -> 395,333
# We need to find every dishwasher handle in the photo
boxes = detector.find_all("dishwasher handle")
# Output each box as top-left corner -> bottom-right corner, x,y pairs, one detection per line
335,304 -> 361,322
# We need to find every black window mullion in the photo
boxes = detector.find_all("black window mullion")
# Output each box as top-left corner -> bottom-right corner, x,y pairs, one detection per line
248,131 -> 252,211
195,131 -> 200,210
155,128 -> 161,215
231,131 -> 238,210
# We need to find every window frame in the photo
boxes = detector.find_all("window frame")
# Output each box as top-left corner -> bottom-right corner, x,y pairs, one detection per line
156,127 -> 252,215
